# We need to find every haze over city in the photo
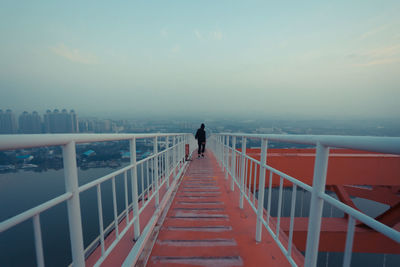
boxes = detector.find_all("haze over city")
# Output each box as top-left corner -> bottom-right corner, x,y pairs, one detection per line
1,1 -> 400,119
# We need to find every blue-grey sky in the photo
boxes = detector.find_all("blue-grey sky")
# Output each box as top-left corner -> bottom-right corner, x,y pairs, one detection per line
1,1 -> 399,118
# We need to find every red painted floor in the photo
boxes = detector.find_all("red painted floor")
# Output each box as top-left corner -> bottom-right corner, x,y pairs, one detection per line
146,152 -> 304,267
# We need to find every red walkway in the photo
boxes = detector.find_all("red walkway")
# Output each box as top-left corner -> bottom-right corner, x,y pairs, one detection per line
145,152 -> 303,266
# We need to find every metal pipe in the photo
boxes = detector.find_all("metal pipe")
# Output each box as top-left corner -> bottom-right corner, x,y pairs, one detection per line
288,184 -> 297,258
153,136 -> 159,207
217,133 -> 400,155
256,138 -> 268,242
231,137 -> 237,191
0,192 -> 71,233
62,141 -> 85,267
276,177 -> 284,239
0,133 -> 187,151
172,136 -> 176,179
165,136 -> 170,189
240,137 -> 247,209
130,138 -> 140,240
97,184 -> 105,255
304,142 -> 329,267
267,172 -> 273,226
124,171 -> 129,224
225,136 -> 230,180
112,176 -> 119,237
33,214 -> 45,267
343,216 -> 356,267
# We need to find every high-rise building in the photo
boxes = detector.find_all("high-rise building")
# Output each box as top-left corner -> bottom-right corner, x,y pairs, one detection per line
43,109 -> 79,133
78,120 -> 89,132
0,109 -> 17,134
19,111 -> 42,134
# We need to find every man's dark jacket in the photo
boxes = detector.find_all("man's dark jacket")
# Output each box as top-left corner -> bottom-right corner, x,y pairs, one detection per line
195,128 -> 206,142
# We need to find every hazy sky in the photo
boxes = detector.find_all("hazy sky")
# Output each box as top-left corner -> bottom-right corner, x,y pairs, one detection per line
1,1 -> 399,119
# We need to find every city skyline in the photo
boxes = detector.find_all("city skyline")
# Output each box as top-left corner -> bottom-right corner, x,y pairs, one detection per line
1,1 -> 400,119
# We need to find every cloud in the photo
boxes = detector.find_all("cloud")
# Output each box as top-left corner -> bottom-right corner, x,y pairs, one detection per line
161,29 -> 168,38
171,45 -> 181,54
350,44 -> 400,67
194,29 -> 223,41
194,30 -> 204,40
360,25 -> 389,40
211,30 -> 223,40
353,58 -> 400,67
50,43 -> 98,64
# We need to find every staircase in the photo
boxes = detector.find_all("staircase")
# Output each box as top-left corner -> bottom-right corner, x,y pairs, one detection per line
145,152 -> 296,267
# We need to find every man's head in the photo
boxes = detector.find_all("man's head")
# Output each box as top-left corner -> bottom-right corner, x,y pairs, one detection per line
201,123 -> 205,129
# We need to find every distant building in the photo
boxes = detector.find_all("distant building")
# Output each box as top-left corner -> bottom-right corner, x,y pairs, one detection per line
83,150 -> 96,157
78,120 -> 89,132
0,109 -> 17,134
19,111 -> 42,134
44,109 -> 79,133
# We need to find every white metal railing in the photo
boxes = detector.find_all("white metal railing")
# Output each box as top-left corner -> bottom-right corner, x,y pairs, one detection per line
0,133 -> 196,267
211,133 -> 400,267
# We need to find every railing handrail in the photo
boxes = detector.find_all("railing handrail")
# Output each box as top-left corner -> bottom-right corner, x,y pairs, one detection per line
212,133 -> 400,267
0,133 -> 191,151
0,132 -> 196,267
218,133 -> 400,155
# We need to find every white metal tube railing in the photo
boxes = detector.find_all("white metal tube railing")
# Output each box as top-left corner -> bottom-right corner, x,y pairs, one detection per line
33,214 -> 45,267
130,137 -> 140,240
304,142 -> 329,267
0,133 -> 194,267
212,133 -> 400,267
256,138 -> 267,242
63,141 -> 86,267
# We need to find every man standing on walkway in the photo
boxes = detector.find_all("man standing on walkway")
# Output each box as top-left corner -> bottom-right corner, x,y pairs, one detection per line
195,123 -> 206,158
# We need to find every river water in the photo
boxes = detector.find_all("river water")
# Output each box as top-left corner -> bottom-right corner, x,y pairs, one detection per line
0,168 -> 398,266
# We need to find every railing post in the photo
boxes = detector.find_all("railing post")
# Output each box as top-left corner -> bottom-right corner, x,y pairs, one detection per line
222,136 -> 226,167
33,215 -> 45,267
256,138 -> 268,242
304,142 -> 330,267
154,136 -> 159,207
240,137 -> 247,209
62,141 -> 85,267
217,136 -> 220,162
225,136 -> 230,180
230,136 -> 236,191
130,137 -> 140,240
172,136 -> 176,179
165,136 -> 170,189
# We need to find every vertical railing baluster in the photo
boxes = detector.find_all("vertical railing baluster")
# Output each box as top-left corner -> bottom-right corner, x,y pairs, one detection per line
253,163 -> 258,204
141,163 -> 144,203
276,177 -> 284,239
124,171 -> 129,224
165,136 -> 170,189
288,184 -> 297,258
304,142 -> 330,267
230,136 -> 237,191
240,137 -> 247,209
267,172 -> 273,226
172,136 -> 176,179
153,136 -> 159,207
130,137 -> 140,240
33,214 -> 45,267
256,138 -> 268,242
111,176 -> 119,237
225,136 -> 230,180
146,159 -> 150,199
96,184 -> 105,255
244,158 -> 249,198
62,141 -> 85,267
222,136 -> 225,167
343,216 -> 356,267
248,160 -> 253,199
